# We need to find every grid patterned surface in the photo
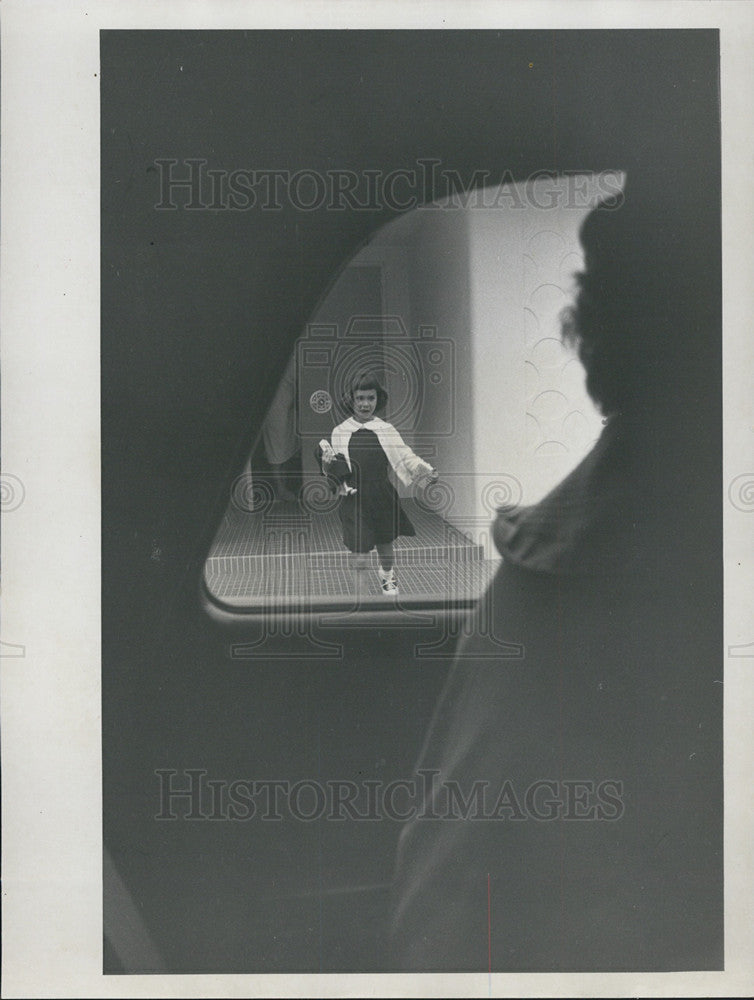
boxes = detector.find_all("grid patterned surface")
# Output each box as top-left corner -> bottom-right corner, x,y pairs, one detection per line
205,556 -> 499,604
211,497 -> 484,562
205,497 -> 499,604
211,499 -> 481,558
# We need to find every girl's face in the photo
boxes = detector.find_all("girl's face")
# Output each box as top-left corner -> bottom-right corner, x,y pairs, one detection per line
352,388 -> 378,422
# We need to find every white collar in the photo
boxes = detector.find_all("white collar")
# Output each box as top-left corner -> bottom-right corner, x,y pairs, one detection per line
343,415 -> 382,430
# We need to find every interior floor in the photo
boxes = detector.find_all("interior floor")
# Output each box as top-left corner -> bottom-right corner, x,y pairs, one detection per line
205,496 -> 499,604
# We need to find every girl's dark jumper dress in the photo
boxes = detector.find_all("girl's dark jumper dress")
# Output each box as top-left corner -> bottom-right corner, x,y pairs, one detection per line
329,416 -> 434,554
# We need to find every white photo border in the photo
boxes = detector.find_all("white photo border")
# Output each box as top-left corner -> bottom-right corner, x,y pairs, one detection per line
2,1 -> 752,997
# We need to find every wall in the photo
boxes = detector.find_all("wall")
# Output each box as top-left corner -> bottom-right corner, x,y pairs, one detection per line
467,178 -> 606,545
255,177 -> 608,550
400,208 -> 475,526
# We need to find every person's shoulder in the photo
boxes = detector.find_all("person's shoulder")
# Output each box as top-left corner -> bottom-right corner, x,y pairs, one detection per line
332,417 -> 356,433
492,415 -> 639,576
370,417 -> 395,431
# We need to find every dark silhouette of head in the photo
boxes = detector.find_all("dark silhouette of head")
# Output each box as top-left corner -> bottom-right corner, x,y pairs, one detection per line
561,181 -> 718,422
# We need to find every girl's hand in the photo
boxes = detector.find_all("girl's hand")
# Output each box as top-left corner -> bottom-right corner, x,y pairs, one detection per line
417,468 -> 439,489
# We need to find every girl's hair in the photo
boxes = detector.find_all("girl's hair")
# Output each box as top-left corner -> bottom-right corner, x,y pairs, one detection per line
342,371 -> 388,414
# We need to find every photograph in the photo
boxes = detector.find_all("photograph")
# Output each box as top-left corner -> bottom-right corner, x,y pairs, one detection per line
101,27 -> 723,974
2,3 -> 753,997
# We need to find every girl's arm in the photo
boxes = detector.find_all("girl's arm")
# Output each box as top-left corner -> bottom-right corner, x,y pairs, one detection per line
330,424 -> 351,469
325,424 -> 357,495
378,423 -> 437,487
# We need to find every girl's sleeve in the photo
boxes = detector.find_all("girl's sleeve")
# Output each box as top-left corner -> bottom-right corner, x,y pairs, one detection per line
380,424 -> 435,487
330,424 -> 351,469
328,424 -> 354,496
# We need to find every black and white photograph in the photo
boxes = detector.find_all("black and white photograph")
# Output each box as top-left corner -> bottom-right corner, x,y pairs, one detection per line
2,1 -> 754,996
101,23 -> 723,975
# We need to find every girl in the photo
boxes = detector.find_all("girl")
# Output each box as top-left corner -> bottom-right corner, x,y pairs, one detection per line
328,372 -> 438,595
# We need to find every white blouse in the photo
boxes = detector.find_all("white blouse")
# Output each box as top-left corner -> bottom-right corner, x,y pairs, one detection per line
330,417 -> 435,494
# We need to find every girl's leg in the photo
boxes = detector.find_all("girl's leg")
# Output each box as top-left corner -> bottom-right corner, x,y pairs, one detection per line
376,543 -> 398,594
376,543 -> 394,572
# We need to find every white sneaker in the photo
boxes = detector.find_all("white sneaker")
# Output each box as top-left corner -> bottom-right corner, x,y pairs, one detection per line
379,568 -> 398,595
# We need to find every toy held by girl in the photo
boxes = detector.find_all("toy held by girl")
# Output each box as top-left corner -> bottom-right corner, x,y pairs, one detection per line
320,372 -> 438,596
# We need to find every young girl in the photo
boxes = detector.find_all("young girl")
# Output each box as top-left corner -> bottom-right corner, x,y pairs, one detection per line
328,372 -> 438,595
